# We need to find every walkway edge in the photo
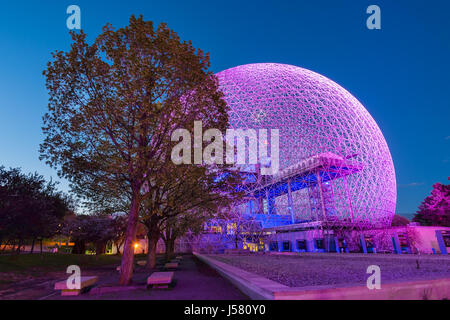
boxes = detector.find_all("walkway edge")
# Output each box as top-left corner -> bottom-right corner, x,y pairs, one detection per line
194,252 -> 285,300
193,253 -> 450,300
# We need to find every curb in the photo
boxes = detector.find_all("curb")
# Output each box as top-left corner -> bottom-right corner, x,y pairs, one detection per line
194,253 -> 450,300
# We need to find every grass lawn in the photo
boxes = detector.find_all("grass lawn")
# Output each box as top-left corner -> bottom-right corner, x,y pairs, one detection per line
0,253 -> 148,288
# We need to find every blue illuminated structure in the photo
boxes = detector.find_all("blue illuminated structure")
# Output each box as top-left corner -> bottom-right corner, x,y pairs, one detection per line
238,152 -> 362,229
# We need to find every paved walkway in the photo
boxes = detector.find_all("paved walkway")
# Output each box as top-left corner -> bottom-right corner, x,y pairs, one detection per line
2,255 -> 248,300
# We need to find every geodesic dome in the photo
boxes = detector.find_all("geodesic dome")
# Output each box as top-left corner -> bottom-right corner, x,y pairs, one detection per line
216,63 -> 396,229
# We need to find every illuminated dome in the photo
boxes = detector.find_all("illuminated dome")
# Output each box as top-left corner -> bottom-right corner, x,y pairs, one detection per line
216,63 -> 396,228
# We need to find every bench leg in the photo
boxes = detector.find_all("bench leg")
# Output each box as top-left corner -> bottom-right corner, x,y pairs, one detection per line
60,285 -> 95,296
61,289 -> 81,296
152,284 -> 170,289
147,284 -> 170,289
147,281 -> 174,289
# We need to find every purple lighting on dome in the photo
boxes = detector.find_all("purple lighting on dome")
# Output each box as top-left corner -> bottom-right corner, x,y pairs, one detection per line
216,63 -> 396,228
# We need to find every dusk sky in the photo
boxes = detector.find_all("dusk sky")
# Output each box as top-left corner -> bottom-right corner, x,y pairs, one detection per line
0,0 -> 449,216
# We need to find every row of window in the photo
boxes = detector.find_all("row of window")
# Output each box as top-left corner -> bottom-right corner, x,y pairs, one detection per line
269,239 -> 326,252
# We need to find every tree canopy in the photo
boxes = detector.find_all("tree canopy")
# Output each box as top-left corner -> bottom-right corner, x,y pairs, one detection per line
0,166 -> 73,253
391,214 -> 410,227
140,161 -> 243,267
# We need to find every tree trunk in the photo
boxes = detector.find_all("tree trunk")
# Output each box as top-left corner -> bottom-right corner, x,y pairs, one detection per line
163,226 -> 175,261
30,238 -> 35,254
119,193 -> 140,286
164,239 -> 170,261
72,240 -> 86,254
96,241 -> 106,255
115,242 -> 122,255
145,216 -> 161,269
147,230 -> 160,269
1,240 -> 11,251
169,237 -> 176,259
16,239 -> 23,254
147,234 -> 152,263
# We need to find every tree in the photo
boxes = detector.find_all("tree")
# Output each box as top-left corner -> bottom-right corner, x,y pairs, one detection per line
413,182 -> 450,227
41,15 -> 228,284
391,214 -> 410,226
220,207 -> 264,251
111,214 -> 128,255
140,164 -> 242,268
62,214 -> 116,254
0,166 -> 72,253
160,205 -> 217,261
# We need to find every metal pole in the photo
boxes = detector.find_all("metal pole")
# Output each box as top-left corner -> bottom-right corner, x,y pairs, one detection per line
316,170 -> 327,223
287,179 -> 295,224
343,175 -> 354,224
316,170 -> 329,252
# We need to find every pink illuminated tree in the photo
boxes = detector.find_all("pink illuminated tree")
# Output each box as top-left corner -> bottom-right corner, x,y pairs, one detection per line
413,182 -> 450,227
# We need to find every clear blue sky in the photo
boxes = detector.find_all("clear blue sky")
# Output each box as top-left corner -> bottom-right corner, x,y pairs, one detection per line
0,0 -> 449,216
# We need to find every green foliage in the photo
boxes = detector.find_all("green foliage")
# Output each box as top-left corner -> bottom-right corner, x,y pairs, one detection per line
40,15 -> 228,202
41,15 -> 232,283
141,163 -> 243,223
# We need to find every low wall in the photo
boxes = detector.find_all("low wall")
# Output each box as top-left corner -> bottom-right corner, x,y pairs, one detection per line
194,253 -> 450,300
194,252 -> 285,299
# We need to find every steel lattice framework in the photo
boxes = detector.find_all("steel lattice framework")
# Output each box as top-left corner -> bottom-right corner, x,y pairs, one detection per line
216,63 -> 396,230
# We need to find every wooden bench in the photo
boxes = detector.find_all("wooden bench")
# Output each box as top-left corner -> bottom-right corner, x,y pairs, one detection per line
136,260 -> 147,266
54,276 -> 98,296
164,262 -> 178,270
147,272 -> 174,289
